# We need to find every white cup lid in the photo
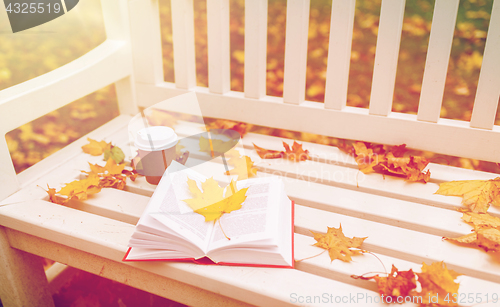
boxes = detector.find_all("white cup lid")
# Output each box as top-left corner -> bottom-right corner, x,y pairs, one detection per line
135,126 -> 178,151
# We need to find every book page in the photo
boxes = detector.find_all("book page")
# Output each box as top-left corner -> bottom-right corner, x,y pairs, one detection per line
149,164 -> 215,253
207,177 -> 282,251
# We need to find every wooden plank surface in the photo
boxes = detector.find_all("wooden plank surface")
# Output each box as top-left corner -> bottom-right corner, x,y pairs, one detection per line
2,110 -> 500,306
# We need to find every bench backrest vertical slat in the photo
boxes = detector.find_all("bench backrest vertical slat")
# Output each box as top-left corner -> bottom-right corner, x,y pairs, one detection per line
417,0 -> 459,123
128,0 -> 164,87
283,0 -> 310,105
244,0 -> 268,99
207,0 -> 230,94
171,0 -> 197,89
324,0 -> 356,110
470,0 -> 500,130
368,0 -> 406,116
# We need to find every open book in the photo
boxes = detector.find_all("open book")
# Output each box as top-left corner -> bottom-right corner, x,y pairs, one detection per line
123,161 -> 294,268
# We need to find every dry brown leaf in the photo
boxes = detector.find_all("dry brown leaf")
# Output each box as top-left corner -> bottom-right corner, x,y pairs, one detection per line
435,177 -> 500,213
310,224 -> 367,262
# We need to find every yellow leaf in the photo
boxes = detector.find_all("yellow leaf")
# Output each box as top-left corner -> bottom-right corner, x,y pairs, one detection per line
183,177 -> 225,211
436,178 -> 500,213
445,211 -> 500,252
225,155 -> 258,180
103,158 -> 126,175
82,138 -> 110,156
183,178 -> 248,221
461,211 -> 500,228
232,50 -> 245,64
417,262 -> 462,306
194,185 -> 248,222
88,159 -> 125,175
57,173 -> 101,201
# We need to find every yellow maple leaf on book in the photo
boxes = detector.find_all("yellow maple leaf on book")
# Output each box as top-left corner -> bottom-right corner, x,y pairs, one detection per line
183,177 -> 248,222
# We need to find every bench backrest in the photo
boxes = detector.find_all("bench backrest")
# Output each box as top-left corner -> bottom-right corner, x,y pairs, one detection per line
1,0 -> 499,201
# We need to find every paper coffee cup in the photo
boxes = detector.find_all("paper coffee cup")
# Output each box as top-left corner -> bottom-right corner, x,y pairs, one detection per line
134,126 -> 178,185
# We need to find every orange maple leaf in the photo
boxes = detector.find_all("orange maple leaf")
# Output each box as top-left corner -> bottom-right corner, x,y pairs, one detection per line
253,141 -> 310,162
310,224 -> 367,262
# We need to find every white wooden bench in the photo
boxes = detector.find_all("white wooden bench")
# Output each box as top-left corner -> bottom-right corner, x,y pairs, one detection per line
1,0 -> 500,306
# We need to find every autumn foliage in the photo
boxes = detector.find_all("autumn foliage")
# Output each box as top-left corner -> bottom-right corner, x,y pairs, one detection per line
436,177 -> 500,213
353,262 -> 462,306
444,211 -> 500,252
253,141 -> 311,162
341,142 -> 431,182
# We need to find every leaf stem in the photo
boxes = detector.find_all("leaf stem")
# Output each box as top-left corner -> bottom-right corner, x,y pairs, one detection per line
365,251 -> 387,275
218,218 -> 231,240
295,250 -> 327,262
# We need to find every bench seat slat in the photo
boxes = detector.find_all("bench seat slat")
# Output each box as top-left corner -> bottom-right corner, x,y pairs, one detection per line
169,120 -> 500,183
0,201 -> 387,307
295,205 -> 500,283
3,115 -> 500,305
294,235 -> 500,297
